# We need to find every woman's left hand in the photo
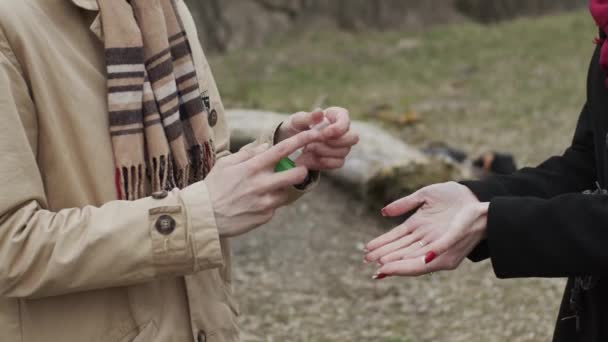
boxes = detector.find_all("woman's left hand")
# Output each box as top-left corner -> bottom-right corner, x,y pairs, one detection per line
364,182 -> 490,278
277,107 -> 359,170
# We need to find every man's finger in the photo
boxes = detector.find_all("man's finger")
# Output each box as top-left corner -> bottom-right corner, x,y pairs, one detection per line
316,157 -> 345,170
320,107 -> 350,139
248,130 -> 322,169
382,191 -> 425,217
260,166 -> 309,191
305,143 -> 351,158
258,190 -> 291,211
291,110 -> 325,132
221,143 -> 269,166
325,132 -> 359,148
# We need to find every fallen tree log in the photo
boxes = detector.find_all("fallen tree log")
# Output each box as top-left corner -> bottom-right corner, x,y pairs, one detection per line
227,109 -> 465,206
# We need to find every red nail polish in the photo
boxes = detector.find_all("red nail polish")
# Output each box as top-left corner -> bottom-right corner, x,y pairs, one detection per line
424,251 -> 437,264
373,273 -> 389,280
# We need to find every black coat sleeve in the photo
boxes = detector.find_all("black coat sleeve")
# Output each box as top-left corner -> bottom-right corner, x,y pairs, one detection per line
484,192 -> 608,278
461,102 -> 597,264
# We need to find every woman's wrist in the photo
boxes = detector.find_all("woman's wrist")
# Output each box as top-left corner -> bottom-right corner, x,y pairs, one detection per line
472,202 -> 490,238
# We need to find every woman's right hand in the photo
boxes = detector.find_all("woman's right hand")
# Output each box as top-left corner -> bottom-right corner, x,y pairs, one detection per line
206,130 -> 322,238
364,182 -> 488,277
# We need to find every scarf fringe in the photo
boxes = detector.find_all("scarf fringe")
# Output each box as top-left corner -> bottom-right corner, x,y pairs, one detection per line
116,164 -> 145,201
116,142 -> 215,200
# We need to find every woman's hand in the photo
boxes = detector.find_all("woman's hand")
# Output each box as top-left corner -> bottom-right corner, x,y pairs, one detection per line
206,130 -> 322,238
364,182 -> 489,278
276,107 -> 359,170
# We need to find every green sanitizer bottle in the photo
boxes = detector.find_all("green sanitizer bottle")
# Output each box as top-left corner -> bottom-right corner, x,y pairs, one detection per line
274,156 -> 296,173
274,115 -> 330,173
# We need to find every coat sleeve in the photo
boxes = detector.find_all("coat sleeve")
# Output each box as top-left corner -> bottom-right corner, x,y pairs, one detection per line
482,192 -> 608,278
461,99 -> 597,264
462,100 -> 608,278
0,47 -> 223,299
461,102 -> 596,202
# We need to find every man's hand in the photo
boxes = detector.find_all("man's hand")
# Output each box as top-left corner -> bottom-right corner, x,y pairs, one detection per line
276,107 -> 359,170
364,182 -> 489,278
205,130 -> 322,238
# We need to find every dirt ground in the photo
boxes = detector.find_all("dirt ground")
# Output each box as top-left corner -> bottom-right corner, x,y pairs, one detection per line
231,180 -> 565,342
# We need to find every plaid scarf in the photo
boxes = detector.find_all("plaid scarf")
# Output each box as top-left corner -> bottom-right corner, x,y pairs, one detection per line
98,0 -> 216,200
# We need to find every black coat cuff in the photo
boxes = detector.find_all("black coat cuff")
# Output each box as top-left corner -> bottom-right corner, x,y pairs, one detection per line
460,179 -> 508,262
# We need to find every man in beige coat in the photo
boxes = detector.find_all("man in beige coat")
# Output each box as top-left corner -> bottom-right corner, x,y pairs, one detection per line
0,0 -> 358,341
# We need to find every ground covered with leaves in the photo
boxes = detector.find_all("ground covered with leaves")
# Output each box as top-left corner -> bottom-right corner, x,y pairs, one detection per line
210,10 -> 595,342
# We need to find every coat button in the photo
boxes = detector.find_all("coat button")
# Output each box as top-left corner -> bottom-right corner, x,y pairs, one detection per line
208,109 -> 218,127
155,215 -> 176,235
151,190 -> 168,200
197,330 -> 206,342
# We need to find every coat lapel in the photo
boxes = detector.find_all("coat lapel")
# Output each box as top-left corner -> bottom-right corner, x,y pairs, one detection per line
70,0 -> 103,41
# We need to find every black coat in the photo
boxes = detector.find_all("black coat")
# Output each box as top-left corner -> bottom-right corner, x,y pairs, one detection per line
461,41 -> 608,341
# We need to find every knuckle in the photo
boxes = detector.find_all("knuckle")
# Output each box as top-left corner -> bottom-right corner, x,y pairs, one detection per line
259,195 -> 277,211
262,210 -> 275,223
276,144 -> 290,157
245,159 -> 262,171
294,167 -> 308,180
446,258 -> 459,270
400,224 -> 413,235
216,158 -> 227,167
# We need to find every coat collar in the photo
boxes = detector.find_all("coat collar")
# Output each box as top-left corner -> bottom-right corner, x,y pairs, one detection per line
71,0 -> 99,11
70,0 -> 103,40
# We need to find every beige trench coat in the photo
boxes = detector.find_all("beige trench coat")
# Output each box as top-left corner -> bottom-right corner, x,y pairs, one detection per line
0,1 -> 314,341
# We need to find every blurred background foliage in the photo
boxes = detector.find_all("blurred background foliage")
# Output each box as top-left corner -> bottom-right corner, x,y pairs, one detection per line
185,0 -> 586,53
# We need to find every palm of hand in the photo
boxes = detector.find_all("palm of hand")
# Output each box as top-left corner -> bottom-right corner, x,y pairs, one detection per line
365,182 -> 487,277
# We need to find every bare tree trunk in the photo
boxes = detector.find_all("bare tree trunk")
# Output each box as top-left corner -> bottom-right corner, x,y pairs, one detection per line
455,0 -> 587,23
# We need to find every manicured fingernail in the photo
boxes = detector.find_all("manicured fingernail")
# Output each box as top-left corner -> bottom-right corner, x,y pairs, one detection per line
372,273 -> 389,280
381,208 -> 388,217
424,251 -> 437,264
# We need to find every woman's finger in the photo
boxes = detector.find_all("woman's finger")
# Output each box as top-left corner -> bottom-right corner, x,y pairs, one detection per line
382,190 -> 425,217
365,225 -> 428,263
398,206 -> 482,262
379,236 -> 430,264
375,257 -> 438,278
365,218 -> 423,253
380,227 -> 445,264
376,238 -> 471,277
